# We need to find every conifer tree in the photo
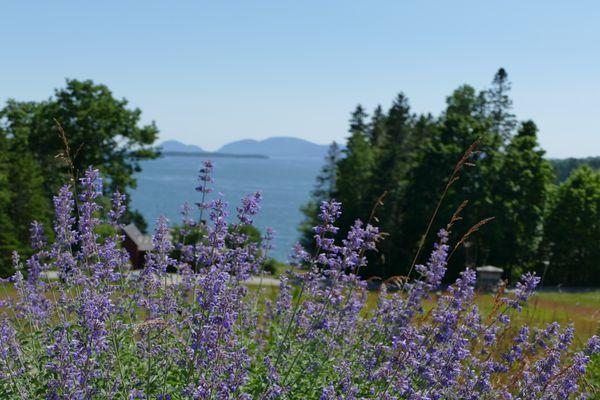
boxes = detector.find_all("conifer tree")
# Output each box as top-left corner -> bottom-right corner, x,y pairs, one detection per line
398,85 -> 499,280
6,150 -> 52,248
491,121 -> 553,279
541,166 -> 600,286
368,105 -> 386,148
314,141 -> 341,201
336,106 -> 375,234
0,133 -> 51,276
0,136 -> 16,276
299,142 -> 341,250
364,95 -> 415,275
486,68 -> 517,141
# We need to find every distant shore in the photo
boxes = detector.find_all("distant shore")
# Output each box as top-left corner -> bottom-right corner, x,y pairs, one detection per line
161,151 -> 268,159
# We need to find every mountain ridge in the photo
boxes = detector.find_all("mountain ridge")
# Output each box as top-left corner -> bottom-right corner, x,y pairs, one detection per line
160,140 -> 204,153
218,136 -> 329,158
160,137 -> 331,158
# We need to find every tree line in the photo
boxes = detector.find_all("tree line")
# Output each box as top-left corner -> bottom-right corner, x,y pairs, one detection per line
550,156 -> 600,183
0,79 -> 159,276
300,69 -> 600,287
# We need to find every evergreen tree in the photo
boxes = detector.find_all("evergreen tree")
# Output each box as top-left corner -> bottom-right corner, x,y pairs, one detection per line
384,93 -> 413,149
550,156 -> 600,183
367,95 -> 413,202
486,68 -> 517,141
336,106 -> 375,234
368,105 -> 386,148
299,142 -> 341,250
313,141 -> 340,201
0,136 -> 17,276
0,130 -> 52,276
364,95 -> 415,275
6,150 -> 52,248
490,121 -> 553,279
410,114 -> 437,149
296,68 -> 598,286
541,166 -> 600,286
398,85 -> 499,280
349,104 -> 369,134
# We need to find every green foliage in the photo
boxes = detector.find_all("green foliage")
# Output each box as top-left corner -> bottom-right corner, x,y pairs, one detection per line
231,223 -> 263,246
299,142 -> 341,252
541,166 -> 600,286
366,95 -> 415,275
300,68 -> 584,284
589,354 -> 600,396
0,133 -> 51,276
491,121 -> 554,280
0,139 -> 17,276
0,79 -> 159,225
261,258 -> 286,276
0,79 -> 159,275
550,156 -> 600,183
336,106 -> 375,232
3,79 -> 160,192
398,84 -> 501,281
485,67 -> 517,140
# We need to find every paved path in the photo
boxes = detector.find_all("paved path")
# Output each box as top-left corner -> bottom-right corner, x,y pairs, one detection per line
40,270 -> 280,287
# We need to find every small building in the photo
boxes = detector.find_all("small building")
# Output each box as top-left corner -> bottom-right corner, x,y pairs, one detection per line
122,224 -> 153,269
476,265 -> 503,292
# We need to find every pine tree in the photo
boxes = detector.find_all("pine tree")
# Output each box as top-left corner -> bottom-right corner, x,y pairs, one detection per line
490,121 -> 553,279
6,150 -> 52,248
0,129 -> 52,276
368,105 -> 386,148
384,93 -> 413,148
314,142 -> 340,201
368,95 -> 413,200
486,68 -> 517,141
363,95 -> 415,275
0,136 -> 17,277
349,105 -> 369,135
398,85 -> 499,280
541,166 -> 600,286
336,106 -> 375,234
299,142 -> 341,250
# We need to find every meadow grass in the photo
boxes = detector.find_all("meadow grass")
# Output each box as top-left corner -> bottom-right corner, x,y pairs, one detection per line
4,281 -> 598,343
3,281 -> 599,393
249,282 -> 600,346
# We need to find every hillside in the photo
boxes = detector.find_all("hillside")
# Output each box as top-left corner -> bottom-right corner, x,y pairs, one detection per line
218,137 -> 329,158
160,140 -> 204,153
550,156 -> 600,182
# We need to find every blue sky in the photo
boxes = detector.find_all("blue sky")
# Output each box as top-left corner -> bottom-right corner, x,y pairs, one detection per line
1,1 -> 598,157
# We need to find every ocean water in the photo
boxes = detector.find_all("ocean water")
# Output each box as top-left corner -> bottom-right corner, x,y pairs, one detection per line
130,155 -> 323,261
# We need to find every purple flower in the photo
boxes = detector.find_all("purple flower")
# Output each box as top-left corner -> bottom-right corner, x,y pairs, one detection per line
237,191 -> 262,225
504,272 -> 540,311
195,160 -> 214,213
0,163 -> 595,400
108,191 -> 127,227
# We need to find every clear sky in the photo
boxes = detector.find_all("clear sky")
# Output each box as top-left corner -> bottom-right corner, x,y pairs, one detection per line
1,1 -> 598,157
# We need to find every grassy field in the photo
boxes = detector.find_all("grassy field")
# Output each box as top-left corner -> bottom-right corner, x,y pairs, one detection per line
3,282 -> 599,342
2,281 -> 599,393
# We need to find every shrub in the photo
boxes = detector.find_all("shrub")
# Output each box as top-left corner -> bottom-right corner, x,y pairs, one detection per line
0,162 -> 598,399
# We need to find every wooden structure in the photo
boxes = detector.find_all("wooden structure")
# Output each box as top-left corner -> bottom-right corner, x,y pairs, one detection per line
476,265 -> 503,292
122,224 -> 153,269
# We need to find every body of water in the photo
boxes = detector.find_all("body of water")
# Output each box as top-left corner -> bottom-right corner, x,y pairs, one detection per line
130,155 -> 323,261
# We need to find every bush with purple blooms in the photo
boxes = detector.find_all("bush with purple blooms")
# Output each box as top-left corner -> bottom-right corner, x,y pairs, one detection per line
0,161 -> 598,399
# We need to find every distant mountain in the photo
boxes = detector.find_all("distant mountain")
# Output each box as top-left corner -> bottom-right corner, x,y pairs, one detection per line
160,140 -> 204,153
218,137 -> 329,158
158,139 -> 266,159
